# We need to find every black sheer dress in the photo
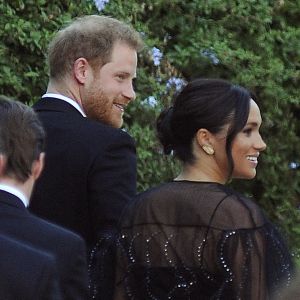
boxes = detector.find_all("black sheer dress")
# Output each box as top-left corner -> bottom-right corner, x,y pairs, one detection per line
114,181 -> 294,300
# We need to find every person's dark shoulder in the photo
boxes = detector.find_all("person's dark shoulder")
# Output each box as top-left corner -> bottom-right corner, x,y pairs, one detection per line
0,235 -> 60,300
121,182 -> 177,224
120,182 -> 165,210
80,118 -> 135,145
29,213 -> 85,246
212,185 -> 267,230
135,182 -> 171,203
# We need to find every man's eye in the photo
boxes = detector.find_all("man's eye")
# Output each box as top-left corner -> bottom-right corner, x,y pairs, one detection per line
117,75 -> 125,80
132,78 -> 137,90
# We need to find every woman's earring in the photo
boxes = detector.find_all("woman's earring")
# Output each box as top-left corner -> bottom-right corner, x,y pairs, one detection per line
202,145 -> 215,155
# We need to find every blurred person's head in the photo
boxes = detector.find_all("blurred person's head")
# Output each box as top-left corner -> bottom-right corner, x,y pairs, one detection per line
0,95 -> 45,196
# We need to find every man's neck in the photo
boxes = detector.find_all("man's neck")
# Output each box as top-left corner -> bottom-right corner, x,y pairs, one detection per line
0,179 -> 31,207
47,79 -> 82,106
0,177 -> 32,203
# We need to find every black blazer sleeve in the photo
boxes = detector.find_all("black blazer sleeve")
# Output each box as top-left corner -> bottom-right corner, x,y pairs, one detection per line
62,234 -> 89,300
88,129 -> 136,234
35,254 -> 62,300
87,129 -> 136,299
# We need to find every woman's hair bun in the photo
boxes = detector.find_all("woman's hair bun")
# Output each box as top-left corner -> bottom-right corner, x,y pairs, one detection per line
156,107 -> 174,155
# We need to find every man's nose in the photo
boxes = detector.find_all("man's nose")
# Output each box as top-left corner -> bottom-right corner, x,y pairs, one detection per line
123,83 -> 136,101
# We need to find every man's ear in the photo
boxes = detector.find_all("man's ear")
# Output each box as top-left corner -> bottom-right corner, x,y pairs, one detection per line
0,154 -> 7,176
32,152 -> 45,180
73,57 -> 91,84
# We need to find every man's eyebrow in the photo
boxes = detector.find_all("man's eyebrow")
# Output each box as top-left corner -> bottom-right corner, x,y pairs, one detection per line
115,71 -> 136,77
115,71 -> 129,75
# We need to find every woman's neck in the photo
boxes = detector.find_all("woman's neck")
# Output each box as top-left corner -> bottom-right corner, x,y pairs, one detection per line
174,163 -> 226,184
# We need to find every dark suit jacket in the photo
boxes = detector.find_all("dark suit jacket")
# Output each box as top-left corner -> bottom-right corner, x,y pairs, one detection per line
30,97 -> 137,299
0,234 -> 62,300
30,97 -> 137,246
0,191 -> 88,300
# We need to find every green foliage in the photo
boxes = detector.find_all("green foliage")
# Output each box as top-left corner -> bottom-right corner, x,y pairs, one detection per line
0,0 -> 299,258
0,0 -> 94,104
127,122 -> 180,192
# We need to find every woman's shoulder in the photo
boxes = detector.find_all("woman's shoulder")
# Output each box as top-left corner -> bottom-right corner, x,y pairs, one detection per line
123,181 -> 268,230
211,185 -> 267,230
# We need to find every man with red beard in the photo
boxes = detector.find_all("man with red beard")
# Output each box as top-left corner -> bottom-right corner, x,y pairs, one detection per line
29,15 -> 143,300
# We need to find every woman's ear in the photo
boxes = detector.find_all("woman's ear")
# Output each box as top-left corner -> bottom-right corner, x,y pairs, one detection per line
195,129 -> 210,146
196,129 -> 215,155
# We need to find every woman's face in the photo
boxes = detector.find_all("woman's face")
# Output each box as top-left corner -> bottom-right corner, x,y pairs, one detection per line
230,99 -> 267,179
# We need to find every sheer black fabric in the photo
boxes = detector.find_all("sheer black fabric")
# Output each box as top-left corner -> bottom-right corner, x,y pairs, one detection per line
88,229 -> 117,300
114,181 -> 294,300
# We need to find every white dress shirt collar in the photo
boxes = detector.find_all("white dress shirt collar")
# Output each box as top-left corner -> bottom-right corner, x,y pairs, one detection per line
42,93 -> 86,117
0,184 -> 29,207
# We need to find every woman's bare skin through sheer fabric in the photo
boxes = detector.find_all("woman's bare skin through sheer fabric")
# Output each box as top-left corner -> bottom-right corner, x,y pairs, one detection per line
114,182 -> 293,299
113,79 -> 294,299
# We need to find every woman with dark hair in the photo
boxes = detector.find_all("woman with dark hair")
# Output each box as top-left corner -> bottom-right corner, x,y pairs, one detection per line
114,78 -> 294,299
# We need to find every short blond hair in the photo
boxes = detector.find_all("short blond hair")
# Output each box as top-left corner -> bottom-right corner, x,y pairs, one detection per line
48,15 -> 143,80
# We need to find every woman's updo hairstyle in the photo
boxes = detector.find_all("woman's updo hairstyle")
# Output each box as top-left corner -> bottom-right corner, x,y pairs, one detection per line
156,78 -> 252,175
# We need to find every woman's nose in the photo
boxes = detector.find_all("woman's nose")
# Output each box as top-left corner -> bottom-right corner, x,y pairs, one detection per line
256,134 -> 267,151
